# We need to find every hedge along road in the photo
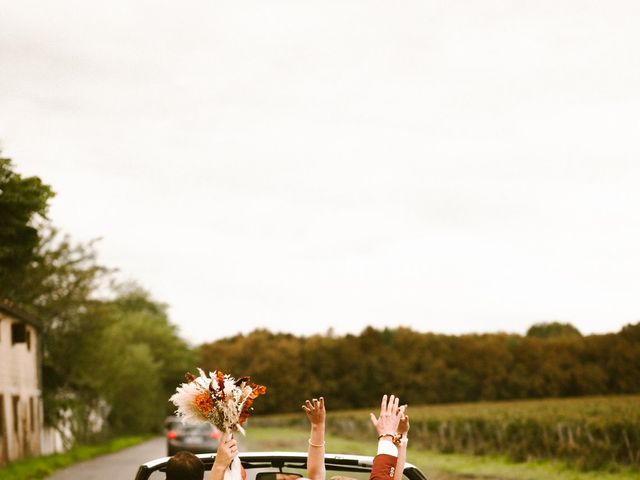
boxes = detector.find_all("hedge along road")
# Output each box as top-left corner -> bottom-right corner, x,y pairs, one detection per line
46,437 -> 166,480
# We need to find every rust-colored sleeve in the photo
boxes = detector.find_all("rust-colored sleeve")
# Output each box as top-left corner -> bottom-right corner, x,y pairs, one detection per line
370,454 -> 398,480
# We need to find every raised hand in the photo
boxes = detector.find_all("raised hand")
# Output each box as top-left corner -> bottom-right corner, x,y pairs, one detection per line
369,394 -> 402,436
302,397 -> 326,426
214,430 -> 238,467
303,397 -> 326,480
398,409 -> 410,435
393,408 -> 410,480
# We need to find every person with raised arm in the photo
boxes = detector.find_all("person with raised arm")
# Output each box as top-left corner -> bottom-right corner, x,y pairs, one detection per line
302,397 -> 326,480
369,394 -> 409,480
393,408 -> 410,480
208,430 -> 241,480
208,394 -> 408,480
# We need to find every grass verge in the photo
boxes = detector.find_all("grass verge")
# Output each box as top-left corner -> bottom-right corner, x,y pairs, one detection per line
0,435 -> 152,480
243,426 -> 640,480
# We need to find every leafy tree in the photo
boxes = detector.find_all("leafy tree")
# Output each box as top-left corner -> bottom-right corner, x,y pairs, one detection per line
0,156 -> 54,293
526,321 -> 582,338
0,160 -> 107,440
1,157 -> 195,441
21,230 -> 113,442
619,321 -> 640,343
98,283 -> 196,432
199,322 -> 640,413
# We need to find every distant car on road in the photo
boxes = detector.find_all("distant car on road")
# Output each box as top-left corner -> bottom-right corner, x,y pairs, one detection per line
164,416 -> 221,456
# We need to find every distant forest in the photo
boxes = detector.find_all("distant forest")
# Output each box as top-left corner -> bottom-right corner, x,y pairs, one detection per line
199,322 -> 640,414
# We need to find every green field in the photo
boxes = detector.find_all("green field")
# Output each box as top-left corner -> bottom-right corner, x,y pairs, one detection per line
244,426 -> 639,480
250,395 -> 640,477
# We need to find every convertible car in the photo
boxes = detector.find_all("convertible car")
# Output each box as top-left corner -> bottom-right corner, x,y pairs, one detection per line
134,452 -> 428,480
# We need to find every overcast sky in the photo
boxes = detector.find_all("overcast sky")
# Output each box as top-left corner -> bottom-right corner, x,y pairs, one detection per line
1,1 -> 639,344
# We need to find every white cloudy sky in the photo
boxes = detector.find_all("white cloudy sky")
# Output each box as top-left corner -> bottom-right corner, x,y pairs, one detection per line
1,1 -> 639,344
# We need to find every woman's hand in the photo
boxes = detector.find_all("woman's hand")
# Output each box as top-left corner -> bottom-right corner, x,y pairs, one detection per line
393,408 -> 410,480
370,394 -> 403,436
214,431 -> 238,468
210,430 -> 239,480
304,397 -> 326,480
302,397 -> 325,426
398,410 -> 410,435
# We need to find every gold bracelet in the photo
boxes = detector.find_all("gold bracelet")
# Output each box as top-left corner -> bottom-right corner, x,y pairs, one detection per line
308,439 -> 325,447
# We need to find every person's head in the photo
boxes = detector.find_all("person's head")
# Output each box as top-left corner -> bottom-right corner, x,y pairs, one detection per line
166,451 -> 205,480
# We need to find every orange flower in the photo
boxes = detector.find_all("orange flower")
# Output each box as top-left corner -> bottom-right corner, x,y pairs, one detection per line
239,382 -> 267,425
216,370 -> 226,399
194,392 -> 214,414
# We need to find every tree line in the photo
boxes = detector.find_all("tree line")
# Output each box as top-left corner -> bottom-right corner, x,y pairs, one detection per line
1,156 -> 195,444
199,322 -> 640,414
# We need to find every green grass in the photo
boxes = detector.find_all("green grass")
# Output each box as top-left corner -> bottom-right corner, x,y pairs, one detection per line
0,435 -> 152,480
244,425 -> 640,480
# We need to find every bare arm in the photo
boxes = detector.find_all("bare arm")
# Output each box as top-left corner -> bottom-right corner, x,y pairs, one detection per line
369,395 -> 403,480
393,411 -> 410,480
210,431 -> 238,480
302,397 -> 326,480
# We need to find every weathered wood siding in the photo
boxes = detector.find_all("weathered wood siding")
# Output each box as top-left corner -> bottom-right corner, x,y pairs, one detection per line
0,308 -> 42,465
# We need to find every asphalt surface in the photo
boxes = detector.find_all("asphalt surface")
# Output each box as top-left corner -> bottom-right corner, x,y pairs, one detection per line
45,437 -> 166,480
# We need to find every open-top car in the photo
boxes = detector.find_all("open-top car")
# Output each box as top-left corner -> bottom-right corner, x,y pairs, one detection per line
135,452 -> 428,480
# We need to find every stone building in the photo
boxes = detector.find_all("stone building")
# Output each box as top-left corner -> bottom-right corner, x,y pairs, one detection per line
0,300 -> 42,466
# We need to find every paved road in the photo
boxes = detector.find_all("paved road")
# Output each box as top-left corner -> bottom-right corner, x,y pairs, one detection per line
46,437 -> 166,480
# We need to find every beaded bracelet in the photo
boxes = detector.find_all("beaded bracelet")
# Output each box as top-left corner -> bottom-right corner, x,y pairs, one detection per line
393,434 -> 408,447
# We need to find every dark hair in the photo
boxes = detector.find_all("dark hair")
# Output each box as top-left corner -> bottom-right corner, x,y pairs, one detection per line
166,451 -> 205,480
